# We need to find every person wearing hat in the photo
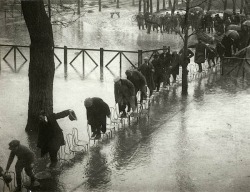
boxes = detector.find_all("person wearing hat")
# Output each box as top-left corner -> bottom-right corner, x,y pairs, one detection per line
114,77 -> 136,118
138,56 -> 155,96
125,69 -> 147,104
5,140 -> 38,192
37,109 -> 77,168
84,97 -> 111,140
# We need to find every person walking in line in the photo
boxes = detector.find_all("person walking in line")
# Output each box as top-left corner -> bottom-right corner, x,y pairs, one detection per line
114,77 -> 136,118
170,51 -> 180,83
194,40 -> 207,72
138,57 -> 155,96
84,97 -> 111,140
37,109 -> 77,168
152,54 -> 164,92
159,46 -> 172,87
125,69 -> 147,104
5,140 -> 38,192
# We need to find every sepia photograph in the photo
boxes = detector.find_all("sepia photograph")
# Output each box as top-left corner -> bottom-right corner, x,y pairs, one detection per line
0,0 -> 250,191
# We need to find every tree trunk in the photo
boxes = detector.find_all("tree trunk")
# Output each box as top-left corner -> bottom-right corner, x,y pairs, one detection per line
223,0 -> 227,10
168,0 -> 172,10
232,0 -> 236,14
182,0 -> 190,95
240,0 -> 244,13
150,0 -> 153,13
21,0 -> 55,132
147,0 -> 149,12
171,0 -> 176,15
143,0 -> 146,13
139,0 -> 142,12
207,0 -> 212,11
163,0 -> 166,9
117,0 -> 119,8
157,0 -> 159,12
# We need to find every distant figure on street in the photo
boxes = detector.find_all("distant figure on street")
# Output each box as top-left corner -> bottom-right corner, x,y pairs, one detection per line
37,109 -> 77,168
114,77 -> 136,118
138,57 -> 155,96
84,97 -> 111,140
5,140 -> 38,192
125,69 -> 147,104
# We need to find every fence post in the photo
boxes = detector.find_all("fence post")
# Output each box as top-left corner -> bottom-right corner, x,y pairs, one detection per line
120,52 -> 122,77
100,48 -> 104,81
138,50 -> 142,67
64,46 -> 68,79
99,0 -> 101,12
14,46 -> 17,72
82,50 -> 85,78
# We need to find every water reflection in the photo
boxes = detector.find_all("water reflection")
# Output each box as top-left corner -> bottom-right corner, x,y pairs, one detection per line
84,146 -> 111,191
175,97 -> 196,192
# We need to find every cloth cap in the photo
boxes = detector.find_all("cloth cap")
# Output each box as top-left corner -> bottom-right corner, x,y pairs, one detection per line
9,140 -> 20,149
69,110 -> 77,121
84,98 -> 93,108
144,57 -> 149,60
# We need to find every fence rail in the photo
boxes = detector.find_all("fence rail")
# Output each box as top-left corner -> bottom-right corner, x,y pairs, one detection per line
0,44 -> 166,80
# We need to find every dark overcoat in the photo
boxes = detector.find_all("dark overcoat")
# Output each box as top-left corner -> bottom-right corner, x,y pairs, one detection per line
86,97 -> 111,133
37,110 -> 70,157
138,63 -> 155,92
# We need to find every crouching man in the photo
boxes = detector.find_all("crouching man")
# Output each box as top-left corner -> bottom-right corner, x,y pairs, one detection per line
84,97 -> 111,140
5,140 -> 38,192
114,77 -> 136,118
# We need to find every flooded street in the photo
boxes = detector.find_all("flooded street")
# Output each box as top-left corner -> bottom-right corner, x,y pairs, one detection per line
1,3 -> 250,192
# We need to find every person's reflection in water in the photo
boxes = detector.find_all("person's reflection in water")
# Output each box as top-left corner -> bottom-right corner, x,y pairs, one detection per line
85,146 -> 110,191
175,97 -> 196,192
193,77 -> 205,103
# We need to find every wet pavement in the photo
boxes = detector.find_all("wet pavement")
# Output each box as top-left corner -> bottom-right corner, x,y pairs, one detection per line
1,3 -> 250,192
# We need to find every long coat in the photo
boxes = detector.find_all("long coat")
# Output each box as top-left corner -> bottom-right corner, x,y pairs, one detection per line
170,53 -> 181,75
114,79 -> 135,110
194,42 -> 207,64
86,97 -> 111,133
138,63 -> 155,92
37,110 -> 70,157
125,70 -> 146,91
152,57 -> 164,80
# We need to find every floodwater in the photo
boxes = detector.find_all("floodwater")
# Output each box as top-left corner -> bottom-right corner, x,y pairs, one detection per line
1,6 -> 250,192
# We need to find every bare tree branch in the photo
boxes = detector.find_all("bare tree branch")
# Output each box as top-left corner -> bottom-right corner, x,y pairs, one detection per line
189,0 -> 207,9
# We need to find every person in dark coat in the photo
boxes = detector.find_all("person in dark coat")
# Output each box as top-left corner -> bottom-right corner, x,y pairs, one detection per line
152,54 -> 164,92
84,97 -> 111,140
194,40 -> 208,72
37,109 -> 77,168
214,42 -> 225,66
206,46 -> 217,68
170,51 -> 180,83
221,35 -> 234,57
125,69 -> 147,104
5,140 -> 38,192
114,77 -> 136,118
138,57 -> 155,96
159,46 -> 172,86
